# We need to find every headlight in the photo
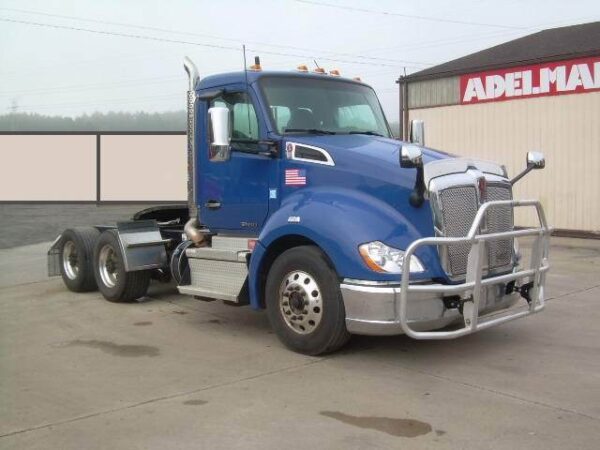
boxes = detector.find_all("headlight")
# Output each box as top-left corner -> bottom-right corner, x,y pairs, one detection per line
359,241 -> 425,274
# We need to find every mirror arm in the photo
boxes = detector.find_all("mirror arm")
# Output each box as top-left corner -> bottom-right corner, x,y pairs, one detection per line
409,166 -> 426,208
510,164 -> 535,185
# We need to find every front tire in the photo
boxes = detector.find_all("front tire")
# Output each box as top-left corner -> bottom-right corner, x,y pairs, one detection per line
265,246 -> 350,355
93,230 -> 150,302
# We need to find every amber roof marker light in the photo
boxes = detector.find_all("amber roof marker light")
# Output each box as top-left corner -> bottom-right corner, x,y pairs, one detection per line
297,64 -> 309,72
329,69 -> 341,76
249,56 -> 262,71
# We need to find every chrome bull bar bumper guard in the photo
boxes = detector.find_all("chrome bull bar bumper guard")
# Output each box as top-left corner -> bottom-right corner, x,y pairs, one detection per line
399,199 -> 551,340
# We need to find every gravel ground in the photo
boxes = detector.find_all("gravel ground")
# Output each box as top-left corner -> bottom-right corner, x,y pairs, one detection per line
0,204 -> 175,249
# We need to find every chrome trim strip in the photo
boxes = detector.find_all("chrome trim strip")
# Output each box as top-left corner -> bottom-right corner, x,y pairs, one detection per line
424,157 -> 507,186
342,278 -> 401,287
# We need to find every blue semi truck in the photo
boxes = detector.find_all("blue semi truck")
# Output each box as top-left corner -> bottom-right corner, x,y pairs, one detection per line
49,57 -> 551,355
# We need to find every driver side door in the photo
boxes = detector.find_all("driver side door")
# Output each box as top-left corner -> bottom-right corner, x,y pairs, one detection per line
200,90 -> 272,233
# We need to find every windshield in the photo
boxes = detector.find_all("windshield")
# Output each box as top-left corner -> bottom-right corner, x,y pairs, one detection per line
259,76 -> 391,138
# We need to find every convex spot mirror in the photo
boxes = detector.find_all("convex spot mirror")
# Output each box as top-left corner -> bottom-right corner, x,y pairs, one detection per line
527,151 -> 545,169
511,150 -> 546,184
400,144 -> 423,168
208,106 -> 231,162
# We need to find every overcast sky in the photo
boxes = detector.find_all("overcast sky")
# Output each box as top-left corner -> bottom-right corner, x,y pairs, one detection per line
1,0 -> 599,121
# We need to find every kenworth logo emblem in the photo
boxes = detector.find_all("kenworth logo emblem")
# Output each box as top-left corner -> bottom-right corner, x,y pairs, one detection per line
477,177 -> 487,203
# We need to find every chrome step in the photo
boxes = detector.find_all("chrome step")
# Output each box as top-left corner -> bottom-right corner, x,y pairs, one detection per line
178,236 -> 250,303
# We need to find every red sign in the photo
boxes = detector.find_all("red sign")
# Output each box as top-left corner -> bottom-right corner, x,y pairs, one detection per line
460,56 -> 600,104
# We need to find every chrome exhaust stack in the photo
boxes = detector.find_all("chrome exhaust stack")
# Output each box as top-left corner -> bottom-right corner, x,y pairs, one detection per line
183,57 -> 204,245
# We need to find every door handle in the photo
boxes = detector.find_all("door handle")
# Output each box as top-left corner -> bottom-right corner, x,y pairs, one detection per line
205,200 -> 221,209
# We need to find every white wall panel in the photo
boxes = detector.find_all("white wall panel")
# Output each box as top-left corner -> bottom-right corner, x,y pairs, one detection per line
100,135 -> 187,201
410,91 -> 600,232
0,135 -> 96,201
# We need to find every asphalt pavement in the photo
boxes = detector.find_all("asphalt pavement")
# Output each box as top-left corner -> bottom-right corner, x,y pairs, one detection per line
0,206 -> 599,449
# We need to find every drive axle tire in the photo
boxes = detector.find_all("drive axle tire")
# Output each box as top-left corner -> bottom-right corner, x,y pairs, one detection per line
59,227 -> 101,292
93,230 -> 150,302
265,246 -> 350,355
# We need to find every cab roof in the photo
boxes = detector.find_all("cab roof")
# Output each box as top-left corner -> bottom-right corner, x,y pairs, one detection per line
198,70 -> 370,90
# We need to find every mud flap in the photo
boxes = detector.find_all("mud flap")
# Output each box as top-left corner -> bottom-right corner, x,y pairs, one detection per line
47,234 -> 63,277
116,220 -> 168,272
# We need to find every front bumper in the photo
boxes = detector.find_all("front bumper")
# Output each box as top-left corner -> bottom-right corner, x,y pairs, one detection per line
341,200 -> 551,339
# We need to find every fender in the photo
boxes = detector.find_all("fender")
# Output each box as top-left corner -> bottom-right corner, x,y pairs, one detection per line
248,187 -> 446,308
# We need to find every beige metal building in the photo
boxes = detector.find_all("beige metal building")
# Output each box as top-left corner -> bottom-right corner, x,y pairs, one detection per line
397,22 -> 600,236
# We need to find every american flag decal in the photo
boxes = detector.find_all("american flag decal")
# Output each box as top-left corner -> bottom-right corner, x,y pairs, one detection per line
285,169 -> 307,186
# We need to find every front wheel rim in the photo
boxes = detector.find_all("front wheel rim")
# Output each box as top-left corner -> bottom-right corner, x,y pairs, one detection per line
279,270 -> 323,335
62,241 -> 79,280
98,244 -> 119,288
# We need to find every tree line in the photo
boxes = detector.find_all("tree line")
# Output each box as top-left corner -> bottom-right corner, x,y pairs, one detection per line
0,110 -> 400,136
0,111 -> 187,131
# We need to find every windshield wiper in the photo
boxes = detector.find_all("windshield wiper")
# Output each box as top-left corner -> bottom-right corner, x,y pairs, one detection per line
348,130 -> 384,137
284,128 -> 337,135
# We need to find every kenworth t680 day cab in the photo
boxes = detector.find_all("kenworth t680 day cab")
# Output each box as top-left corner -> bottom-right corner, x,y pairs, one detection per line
48,57 -> 551,355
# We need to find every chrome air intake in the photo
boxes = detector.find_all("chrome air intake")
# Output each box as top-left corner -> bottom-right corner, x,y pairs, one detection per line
183,57 -> 203,245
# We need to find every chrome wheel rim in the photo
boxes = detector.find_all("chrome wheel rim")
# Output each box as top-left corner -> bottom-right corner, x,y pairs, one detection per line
98,244 -> 119,288
279,270 -> 323,335
62,241 -> 79,280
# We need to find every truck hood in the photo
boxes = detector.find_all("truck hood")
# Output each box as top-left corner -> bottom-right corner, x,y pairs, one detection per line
279,134 -> 454,281
285,134 -> 451,192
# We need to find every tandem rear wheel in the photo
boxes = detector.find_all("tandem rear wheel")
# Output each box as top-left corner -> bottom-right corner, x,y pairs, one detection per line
265,245 -> 350,355
93,230 -> 150,302
59,227 -> 101,292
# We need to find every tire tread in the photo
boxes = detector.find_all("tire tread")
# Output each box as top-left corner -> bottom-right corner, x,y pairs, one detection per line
94,230 -> 150,302
266,245 -> 350,355
60,227 -> 100,292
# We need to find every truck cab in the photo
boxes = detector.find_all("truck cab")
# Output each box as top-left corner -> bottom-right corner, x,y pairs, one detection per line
49,58 -> 551,355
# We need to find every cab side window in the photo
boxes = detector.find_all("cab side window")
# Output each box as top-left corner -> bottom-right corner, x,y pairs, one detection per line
210,92 -> 259,141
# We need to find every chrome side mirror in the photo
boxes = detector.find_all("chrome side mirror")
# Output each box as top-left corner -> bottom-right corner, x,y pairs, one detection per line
208,106 -> 231,162
400,144 -> 423,168
511,151 -> 546,185
409,119 -> 425,146
527,151 -> 545,169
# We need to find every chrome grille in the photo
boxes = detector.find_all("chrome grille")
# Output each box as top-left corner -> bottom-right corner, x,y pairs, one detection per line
436,181 -> 514,278
439,186 -> 478,276
485,184 -> 513,269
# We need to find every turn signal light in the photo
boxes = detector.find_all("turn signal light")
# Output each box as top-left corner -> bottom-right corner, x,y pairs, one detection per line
297,64 -> 309,72
314,67 -> 326,74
